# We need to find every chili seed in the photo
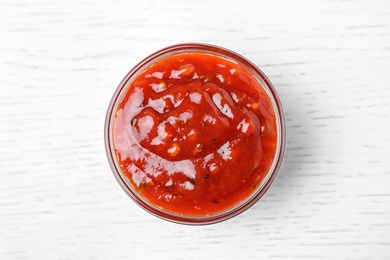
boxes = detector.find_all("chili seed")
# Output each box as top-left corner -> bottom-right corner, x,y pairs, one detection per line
251,102 -> 259,110
167,143 -> 180,157
193,143 -> 203,155
179,64 -> 195,76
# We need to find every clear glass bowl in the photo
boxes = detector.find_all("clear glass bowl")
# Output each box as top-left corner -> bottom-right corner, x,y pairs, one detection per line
105,43 -> 286,225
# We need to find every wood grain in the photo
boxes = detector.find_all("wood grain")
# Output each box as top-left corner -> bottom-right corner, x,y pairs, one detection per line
1,0 -> 390,259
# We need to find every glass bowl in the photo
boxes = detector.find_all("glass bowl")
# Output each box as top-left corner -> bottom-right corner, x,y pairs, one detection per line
105,43 -> 286,225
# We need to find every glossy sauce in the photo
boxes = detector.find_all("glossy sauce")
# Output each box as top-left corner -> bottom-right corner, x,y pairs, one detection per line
113,52 -> 277,216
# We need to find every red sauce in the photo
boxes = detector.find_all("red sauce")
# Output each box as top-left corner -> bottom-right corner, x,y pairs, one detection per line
113,52 -> 277,216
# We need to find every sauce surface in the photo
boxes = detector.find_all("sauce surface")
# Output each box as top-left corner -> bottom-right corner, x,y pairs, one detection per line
113,52 -> 277,216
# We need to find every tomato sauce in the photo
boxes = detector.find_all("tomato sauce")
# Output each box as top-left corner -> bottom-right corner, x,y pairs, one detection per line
113,52 -> 277,216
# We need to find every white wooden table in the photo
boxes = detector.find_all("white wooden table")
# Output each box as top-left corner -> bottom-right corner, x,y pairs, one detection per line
1,0 -> 390,259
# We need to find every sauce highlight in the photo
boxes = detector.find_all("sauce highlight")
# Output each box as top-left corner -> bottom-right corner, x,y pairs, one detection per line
113,52 -> 277,216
